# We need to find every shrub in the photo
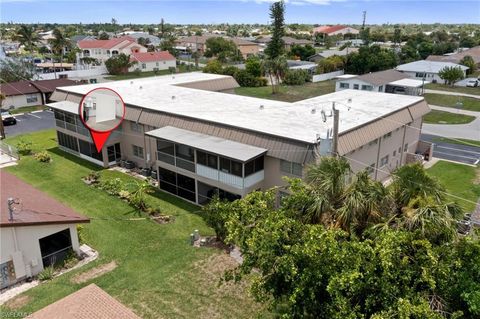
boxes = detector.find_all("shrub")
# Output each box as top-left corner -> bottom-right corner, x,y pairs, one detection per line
221,65 -> 239,76
37,266 -> 55,281
202,59 -> 223,74
283,69 -> 310,85
16,139 -> 33,156
77,225 -> 86,244
99,178 -> 124,196
202,196 -> 231,243
34,151 -> 51,163
84,171 -> 100,184
118,190 -> 131,200
234,69 -> 266,87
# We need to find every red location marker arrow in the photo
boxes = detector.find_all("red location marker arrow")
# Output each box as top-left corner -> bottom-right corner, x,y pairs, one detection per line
91,131 -> 111,153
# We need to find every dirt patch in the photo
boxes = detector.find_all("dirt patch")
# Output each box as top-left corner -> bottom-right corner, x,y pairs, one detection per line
4,295 -> 30,310
150,213 -> 175,224
474,169 -> 480,185
71,261 -> 117,284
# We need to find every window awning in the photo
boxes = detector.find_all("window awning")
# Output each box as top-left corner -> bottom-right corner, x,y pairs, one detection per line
146,126 -> 267,162
46,100 -> 79,114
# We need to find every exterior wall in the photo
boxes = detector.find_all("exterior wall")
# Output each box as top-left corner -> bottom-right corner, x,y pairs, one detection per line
0,224 -> 80,282
399,70 -> 446,83
3,93 -> 43,109
129,59 -> 176,72
238,44 -> 260,58
78,43 -> 147,65
335,79 -> 383,92
329,27 -> 360,36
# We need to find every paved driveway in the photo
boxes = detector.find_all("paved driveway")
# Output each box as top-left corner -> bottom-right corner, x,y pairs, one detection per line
421,134 -> 480,165
455,77 -> 479,87
4,110 -> 55,137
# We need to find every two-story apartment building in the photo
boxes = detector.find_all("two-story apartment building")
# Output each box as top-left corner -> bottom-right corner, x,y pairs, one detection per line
47,73 -> 430,205
77,36 -> 147,66
175,35 -> 259,59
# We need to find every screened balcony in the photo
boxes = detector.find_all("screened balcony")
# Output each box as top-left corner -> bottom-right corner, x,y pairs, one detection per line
147,126 -> 267,190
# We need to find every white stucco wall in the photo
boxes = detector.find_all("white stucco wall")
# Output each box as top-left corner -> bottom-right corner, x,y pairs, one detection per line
129,59 -> 176,72
3,93 -> 43,109
0,224 -> 81,280
335,79 -> 383,92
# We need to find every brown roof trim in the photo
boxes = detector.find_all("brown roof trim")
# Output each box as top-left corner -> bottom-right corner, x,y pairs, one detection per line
0,219 -> 90,228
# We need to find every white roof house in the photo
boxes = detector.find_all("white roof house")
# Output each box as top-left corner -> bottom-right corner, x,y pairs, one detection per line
396,60 -> 469,74
54,72 -> 425,143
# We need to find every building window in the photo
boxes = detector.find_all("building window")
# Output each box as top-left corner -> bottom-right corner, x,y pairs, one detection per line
132,145 -> 144,159
383,132 -> 392,139
393,150 -> 397,157
353,84 -> 359,90
197,150 -> 217,169
220,157 -> 243,177
79,140 -> 103,161
107,143 -> 121,162
378,85 -> 383,92
244,156 -> 264,177
57,131 -> 78,152
26,94 -> 38,103
398,147 -> 402,154
369,139 -> 378,146
415,72 -> 426,78
280,160 -> 303,177
158,167 -> 196,202
156,62 -> 159,66
361,85 -> 373,91
380,155 -> 389,166
339,82 -> 349,89
142,63 -> 146,69
130,121 -> 142,133
404,143 -> 408,152
366,163 -> 375,174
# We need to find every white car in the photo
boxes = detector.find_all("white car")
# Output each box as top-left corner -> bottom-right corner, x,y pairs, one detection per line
466,79 -> 479,87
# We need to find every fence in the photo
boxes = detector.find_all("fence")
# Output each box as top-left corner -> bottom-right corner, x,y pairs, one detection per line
0,141 -> 19,160
312,70 -> 344,82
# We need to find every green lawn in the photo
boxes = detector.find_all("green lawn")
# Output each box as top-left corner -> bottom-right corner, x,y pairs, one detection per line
9,105 -> 47,115
425,83 -> 480,96
234,80 -> 336,102
427,161 -> 480,212
424,93 -> 480,112
431,137 -> 480,148
423,109 -> 476,124
105,64 -> 201,81
1,130 -> 269,318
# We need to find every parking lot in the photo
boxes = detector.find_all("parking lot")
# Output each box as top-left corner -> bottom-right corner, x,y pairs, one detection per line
421,134 -> 480,165
4,110 -> 55,137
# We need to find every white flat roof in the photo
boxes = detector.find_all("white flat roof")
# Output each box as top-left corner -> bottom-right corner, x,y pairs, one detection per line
335,74 -> 358,79
388,78 -> 429,88
55,73 -> 424,144
396,60 -> 469,73
46,100 -> 78,113
146,126 -> 267,161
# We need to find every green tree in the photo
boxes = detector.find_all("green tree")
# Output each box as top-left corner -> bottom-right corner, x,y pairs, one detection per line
204,37 -> 240,63
264,1 -> 285,59
245,55 -> 262,77
98,32 -> 109,40
0,59 -> 36,82
345,45 -> 397,74
438,66 -> 465,86
202,59 -> 223,74
48,28 -> 71,77
262,55 -> 287,94
13,25 -> 40,52
283,69 -> 309,85
289,44 -> 315,61
105,53 -> 136,75
460,55 -> 476,75
317,55 -> 344,74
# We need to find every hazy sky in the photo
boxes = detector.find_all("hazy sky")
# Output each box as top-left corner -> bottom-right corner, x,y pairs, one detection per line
1,0 -> 479,25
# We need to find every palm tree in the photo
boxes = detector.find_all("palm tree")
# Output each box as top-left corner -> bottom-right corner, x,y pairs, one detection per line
48,28 -> 71,79
13,25 -> 40,52
262,55 -> 287,94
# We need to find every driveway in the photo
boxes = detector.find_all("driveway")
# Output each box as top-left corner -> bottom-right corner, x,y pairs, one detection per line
455,77 -> 479,88
421,134 -> 480,165
4,110 -> 55,137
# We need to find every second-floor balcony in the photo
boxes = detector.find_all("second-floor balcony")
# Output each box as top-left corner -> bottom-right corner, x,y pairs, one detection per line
149,126 -> 267,190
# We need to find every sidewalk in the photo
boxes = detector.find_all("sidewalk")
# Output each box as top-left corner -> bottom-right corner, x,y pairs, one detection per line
429,104 -> 480,117
425,89 -> 480,99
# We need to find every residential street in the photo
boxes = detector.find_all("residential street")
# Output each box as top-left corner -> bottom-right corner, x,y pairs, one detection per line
421,133 -> 480,165
422,105 -> 480,140
4,110 -> 55,137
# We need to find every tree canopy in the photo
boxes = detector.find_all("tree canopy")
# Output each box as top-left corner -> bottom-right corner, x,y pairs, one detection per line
105,53 -> 136,75
204,37 -> 241,63
264,1 -> 285,59
438,66 -> 465,86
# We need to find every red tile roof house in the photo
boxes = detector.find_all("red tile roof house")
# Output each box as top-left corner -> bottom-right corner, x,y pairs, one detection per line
313,25 -> 360,36
77,36 -> 148,66
129,51 -> 176,72
0,79 -> 79,110
0,170 -> 89,289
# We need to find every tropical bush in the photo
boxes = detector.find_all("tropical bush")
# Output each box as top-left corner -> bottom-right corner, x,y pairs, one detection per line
99,178 -> 124,196
283,69 -> 310,85
34,151 -> 51,163
16,138 -> 33,156
37,266 -> 55,281
234,69 -> 266,87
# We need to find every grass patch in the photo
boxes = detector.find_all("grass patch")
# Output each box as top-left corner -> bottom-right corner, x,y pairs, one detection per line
234,80 -> 336,102
424,93 -> 480,112
9,105 -> 47,114
423,109 -> 476,124
431,137 -> 480,148
425,83 -> 480,96
105,64 -> 201,81
1,129 -> 269,319
427,160 -> 480,212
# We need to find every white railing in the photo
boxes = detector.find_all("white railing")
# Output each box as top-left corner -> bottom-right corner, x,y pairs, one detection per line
196,164 -> 264,189
244,170 -> 264,188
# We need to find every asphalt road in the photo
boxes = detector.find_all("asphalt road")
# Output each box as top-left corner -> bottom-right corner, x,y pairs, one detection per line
421,134 -> 480,165
4,110 -> 55,137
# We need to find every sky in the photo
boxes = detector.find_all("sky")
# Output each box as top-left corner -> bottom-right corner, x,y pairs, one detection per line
1,0 -> 479,25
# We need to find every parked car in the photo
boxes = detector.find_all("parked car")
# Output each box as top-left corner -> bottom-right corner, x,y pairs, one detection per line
1,111 -> 17,125
466,79 -> 479,87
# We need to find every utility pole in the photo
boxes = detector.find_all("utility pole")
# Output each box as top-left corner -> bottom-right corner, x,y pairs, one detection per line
331,102 -> 339,157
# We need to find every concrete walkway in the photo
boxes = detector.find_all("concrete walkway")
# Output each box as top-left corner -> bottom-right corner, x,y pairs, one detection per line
429,104 -> 480,117
425,89 -> 480,99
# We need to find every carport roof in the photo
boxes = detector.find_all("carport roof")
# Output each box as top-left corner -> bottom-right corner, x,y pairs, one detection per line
0,170 -> 90,227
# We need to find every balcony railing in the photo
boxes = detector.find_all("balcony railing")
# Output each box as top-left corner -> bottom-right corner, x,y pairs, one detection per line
157,151 -> 195,172
197,164 -> 264,189
55,119 -> 89,136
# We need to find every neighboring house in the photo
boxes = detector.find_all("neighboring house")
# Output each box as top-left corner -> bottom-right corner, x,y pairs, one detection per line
0,78 -> 79,109
0,170 -> 90,289
426,45 -> 480,66
308,48 -> 359,62
122,32 -> 162,47
77,36 -> 147,66
313,25 -> 360,36
396,60 -> 469,83
175,35 -> 260,58
337,39 -> 364,47
335,69 -> 427,95
48,73 -> 430,206
29,284 -> 141,319
255,36 -> 314,51
287,60 -> 317,74
129,51 -> 176,72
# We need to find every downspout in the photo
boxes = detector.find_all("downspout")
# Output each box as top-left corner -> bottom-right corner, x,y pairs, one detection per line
400,125 -> 407,165
374,137 -> 382,181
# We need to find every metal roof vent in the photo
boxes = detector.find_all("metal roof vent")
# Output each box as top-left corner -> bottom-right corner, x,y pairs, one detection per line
139,86 -> 143,90
259,105 -> 264,110
171,95 -> 176,100
311,108 -> 316,114
130,81 -> 134,85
